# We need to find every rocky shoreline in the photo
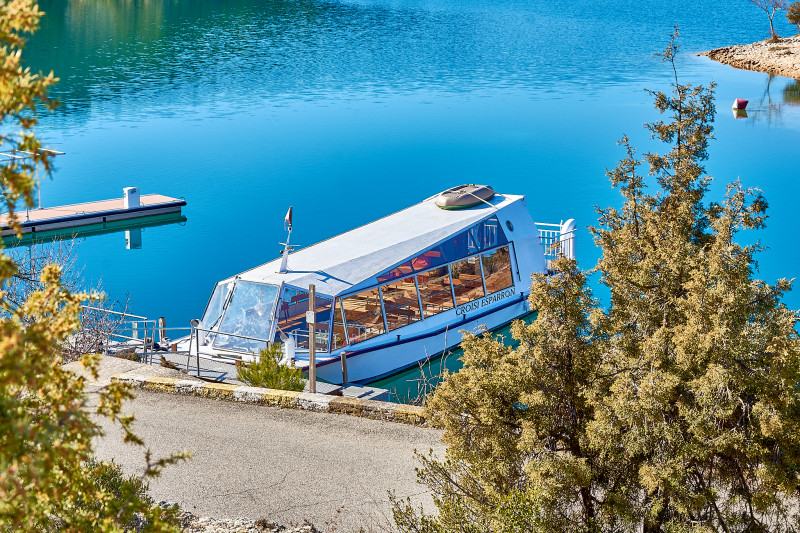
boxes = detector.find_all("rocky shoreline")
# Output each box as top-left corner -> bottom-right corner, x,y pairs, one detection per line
702,35 -> 800,79
179,511 -> 320,533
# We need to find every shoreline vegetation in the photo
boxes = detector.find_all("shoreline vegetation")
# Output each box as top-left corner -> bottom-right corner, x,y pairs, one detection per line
701,35 -> 800,79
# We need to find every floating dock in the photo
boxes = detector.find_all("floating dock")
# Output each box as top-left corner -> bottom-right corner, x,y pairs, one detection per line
0,190 -> 186,238
1,211 -> 187,247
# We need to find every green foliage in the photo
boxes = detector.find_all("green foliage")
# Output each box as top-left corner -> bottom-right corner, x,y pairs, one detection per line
67,459 -> 180,531
236,343 -> 306,392
396,29 -> 800,533
0,2 -> 187,530
788,1 -> 800,32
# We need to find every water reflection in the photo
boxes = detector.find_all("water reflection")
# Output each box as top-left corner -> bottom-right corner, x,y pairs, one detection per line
125,228 -> 142,250
784,79 -> 800,104
737,75 -> 800,124
28,0 -> 786,123
1,212 -> 187,249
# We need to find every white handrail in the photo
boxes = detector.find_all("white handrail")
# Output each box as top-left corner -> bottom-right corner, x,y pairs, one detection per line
535,219 -> 576,263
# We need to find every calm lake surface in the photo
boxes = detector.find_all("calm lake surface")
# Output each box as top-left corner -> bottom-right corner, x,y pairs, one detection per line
18,0 -> 800,394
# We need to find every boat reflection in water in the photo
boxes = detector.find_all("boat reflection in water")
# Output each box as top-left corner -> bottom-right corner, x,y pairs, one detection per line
1,212 -> 187,249
184,185 -> 575,385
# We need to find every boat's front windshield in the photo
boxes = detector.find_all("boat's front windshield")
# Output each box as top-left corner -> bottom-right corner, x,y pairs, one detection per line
211,281 -> 280,353
200,280 -> 233,333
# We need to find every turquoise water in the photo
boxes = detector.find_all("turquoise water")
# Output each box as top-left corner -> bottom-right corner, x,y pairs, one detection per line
16,1 -> 800,386
369,314 -> 536,402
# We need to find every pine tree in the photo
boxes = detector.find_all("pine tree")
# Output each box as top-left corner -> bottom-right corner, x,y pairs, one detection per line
395,29 -> 800,532
589,30 -> 800,532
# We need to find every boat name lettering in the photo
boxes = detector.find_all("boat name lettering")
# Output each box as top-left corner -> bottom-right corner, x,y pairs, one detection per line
455,287 -> 516,315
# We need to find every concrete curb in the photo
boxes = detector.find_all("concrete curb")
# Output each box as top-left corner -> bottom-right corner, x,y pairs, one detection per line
111,372 -> 426,426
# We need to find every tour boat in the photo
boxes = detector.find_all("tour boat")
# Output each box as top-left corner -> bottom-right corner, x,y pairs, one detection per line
187,185 -> 575,384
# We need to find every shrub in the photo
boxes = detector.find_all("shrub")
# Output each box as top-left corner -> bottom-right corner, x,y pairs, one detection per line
236,343 -> 305,391
67,459 -> 180,531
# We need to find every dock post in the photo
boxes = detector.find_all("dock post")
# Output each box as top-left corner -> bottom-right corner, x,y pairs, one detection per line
308,284 -> 317,394
195,330 -> 200,377
158,317 -> 166,344
189,319 -> 201,376
340,352 -> 348,385
186,330 -> 193,372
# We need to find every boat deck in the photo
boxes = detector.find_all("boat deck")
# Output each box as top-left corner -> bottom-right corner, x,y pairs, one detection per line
0,193 -> 186,236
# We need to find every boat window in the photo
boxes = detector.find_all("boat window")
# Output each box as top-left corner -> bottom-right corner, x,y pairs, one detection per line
416,266 -> 454,318
411,248 -> 447,271
200,280 -> 233,333
213,281 -> 279,353
449,256 -> 485,307
476,216 -> 507,251
481,246 -> 514,294
437,231 -> 471,264
341,287 -> 386,345
381,277 -> 422,332
331,298 -> 348,351
376,216 -> 508,283
419,216 -> 509,270
274,286 -> 332,352
376,260 -> 414,283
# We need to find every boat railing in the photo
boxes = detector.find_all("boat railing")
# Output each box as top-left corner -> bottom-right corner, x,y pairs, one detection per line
286,329 -> 330,353
189,325 -> 277,358
535,219 -> 576,267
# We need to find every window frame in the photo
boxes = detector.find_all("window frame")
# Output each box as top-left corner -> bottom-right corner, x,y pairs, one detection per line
447,255 -> 487,308
338,286 -> 387,347
211,279 -> 284,353
415,264 -> 456,319
380,275 -> 424,332
329,240 -> 516,350
332,297 -> 348,351
273,283 -> 335,353
199,279 -> 235,333
480,244 -> 516,295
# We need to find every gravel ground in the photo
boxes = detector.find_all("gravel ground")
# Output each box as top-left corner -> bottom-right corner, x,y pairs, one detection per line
702,35 -> 800,79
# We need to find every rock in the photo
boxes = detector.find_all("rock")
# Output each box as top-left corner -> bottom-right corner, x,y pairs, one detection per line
176,511 -> 321,532
701,36 -> 800,79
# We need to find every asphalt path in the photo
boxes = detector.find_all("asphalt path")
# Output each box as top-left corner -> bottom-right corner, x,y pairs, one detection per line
76,359 -> 444,532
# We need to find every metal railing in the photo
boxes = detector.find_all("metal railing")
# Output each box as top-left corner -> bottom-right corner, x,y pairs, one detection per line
535,219 -> 576,265
78,305 -> 158,363
186,326 -> 283,376
79,305 -> 285,381
286,329 -> 330,353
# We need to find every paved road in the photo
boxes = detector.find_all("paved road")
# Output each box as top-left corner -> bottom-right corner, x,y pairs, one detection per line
78,359 -> 444,532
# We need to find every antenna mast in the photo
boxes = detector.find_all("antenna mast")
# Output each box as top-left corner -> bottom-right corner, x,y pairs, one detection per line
278,206 -> 293,273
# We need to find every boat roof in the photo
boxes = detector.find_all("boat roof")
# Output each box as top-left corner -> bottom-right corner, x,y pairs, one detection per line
232,192 -> 526,297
